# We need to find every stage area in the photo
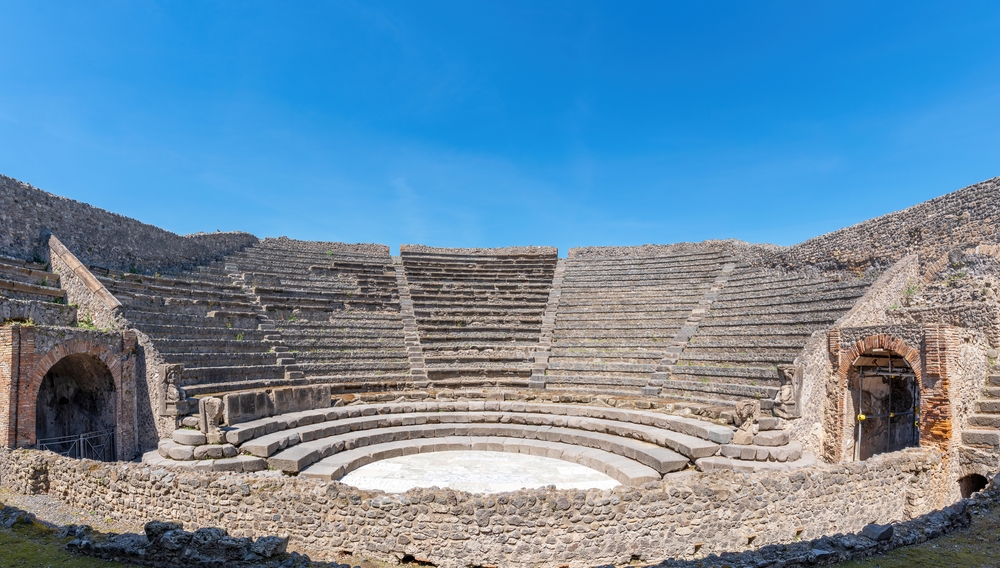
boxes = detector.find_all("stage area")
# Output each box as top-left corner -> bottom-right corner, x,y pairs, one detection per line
337,450 -> 621,494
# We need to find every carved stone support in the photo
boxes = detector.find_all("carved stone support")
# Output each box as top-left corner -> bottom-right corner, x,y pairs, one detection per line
774,364 -> 803,419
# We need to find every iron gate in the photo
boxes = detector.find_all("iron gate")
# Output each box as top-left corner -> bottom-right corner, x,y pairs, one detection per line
37,429 -> 116,462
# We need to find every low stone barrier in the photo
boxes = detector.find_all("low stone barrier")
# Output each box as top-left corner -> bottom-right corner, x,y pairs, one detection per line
0,445 -> 957,568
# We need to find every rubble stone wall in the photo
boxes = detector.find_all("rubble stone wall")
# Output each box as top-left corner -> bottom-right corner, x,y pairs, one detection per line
783,177 -> 1000,271
0,174 -> 257,274
0,446 -> 955,568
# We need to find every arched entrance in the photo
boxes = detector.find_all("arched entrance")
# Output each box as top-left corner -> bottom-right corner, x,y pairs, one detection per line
846,348 -> 920,460
35,353 -> 117,461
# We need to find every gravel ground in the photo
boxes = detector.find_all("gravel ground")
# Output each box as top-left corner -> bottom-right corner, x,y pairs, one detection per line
0,488 -> 142,534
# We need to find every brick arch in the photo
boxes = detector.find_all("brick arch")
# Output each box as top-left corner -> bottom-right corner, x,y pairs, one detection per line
17,339 -> 122,448
826,333 -> 925,463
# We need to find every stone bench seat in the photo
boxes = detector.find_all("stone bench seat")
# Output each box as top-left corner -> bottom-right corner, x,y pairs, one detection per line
100,273 -> 239,293
674,352 -> 800,365
0,261 -> 60,287
0,277 -> 66,301
551,339 -> 673,349
698,312 -> 847,326
555,303 -> 699,313
300,437 -> 661,486
241,410 -> 718,462
682,339 -> 807,349
708,301 -> 861,317
279,328 -> 405,340
426,365 -> 531,377
101,278 -> 244,301
113,292 -> 255,314
549,347 -> 666,359
162,352 -> 278,367
716,282 -> 869,301
708,292 -> 866,310
418,330 -> 541,341
180,364 -> 287,386
671,365 -> 782,381
279,314 -> 407,326
542,374 -> 648,387
553,321 -> 687,332
659,380 -> 778,406
297,361 -> 409,373
123,309 -> 261,328
424,354 -> 533,364
263,422 -> 690,476
222,400 -> 735,447
696,452 -> 816,473
152,338 -> 275,354
133,324 -> 267,342
284,338 -> 411,350
546,361 -> 656,374
294,349 -> 408,361
553,329 -> 681,339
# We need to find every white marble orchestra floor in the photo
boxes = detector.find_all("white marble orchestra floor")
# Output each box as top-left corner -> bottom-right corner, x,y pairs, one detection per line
337,450 -> 621,494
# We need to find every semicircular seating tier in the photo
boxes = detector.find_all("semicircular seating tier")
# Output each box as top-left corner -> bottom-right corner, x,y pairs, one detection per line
543,247 -> 733,397
400,246 -> 558,390
97,265 -> 288,397
143,400 -> 814,485
215,238 -> 412,394
665,265 -> 871,410
0,255 -> 75,326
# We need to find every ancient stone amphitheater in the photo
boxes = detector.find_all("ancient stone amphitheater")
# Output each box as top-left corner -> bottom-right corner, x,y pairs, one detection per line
1,173 -> 1000,567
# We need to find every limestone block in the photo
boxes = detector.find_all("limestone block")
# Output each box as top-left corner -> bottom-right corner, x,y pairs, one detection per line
213,458 -> 244,473
732,430 -> 754,445
754,430 -> 789,447
193,445 -> 224,460
172,429 -> 207,446
167,444 -> 196,461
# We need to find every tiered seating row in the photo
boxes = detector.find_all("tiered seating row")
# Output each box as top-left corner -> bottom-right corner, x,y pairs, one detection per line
544,250 -> 731,396
668,266 -> 870,409
401,249 -> 558,389
0,256 -> 66,303
98,270 -> 285,396
145,401 -> 810,477
219,238 -> 412,394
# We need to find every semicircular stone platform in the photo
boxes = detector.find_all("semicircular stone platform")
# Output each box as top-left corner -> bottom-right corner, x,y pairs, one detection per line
143,400 -> 814,486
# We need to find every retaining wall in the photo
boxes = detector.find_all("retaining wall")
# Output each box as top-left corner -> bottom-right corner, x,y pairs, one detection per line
0,446 -> 954,568
0,174 -> 257,273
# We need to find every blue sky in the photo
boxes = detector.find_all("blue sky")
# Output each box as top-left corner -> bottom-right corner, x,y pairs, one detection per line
1,2 -> 999,255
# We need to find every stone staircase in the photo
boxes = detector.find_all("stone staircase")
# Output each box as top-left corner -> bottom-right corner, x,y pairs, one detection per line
400,247 -> 558,390
0,255 -> 76,326
666,266 -> 870,410
544,249 -> 731,396
97,268 -> 286,398
963,368 -> 1000,449
219,238 -> 411,394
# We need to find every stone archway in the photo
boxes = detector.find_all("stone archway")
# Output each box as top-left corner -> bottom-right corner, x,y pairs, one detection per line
34,353 -> 117,460
827,333 -> 927,463
844,347 -> 920,461
17,338 -> 123,451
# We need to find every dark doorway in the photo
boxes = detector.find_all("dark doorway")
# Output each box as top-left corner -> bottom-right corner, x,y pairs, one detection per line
959,474 -> 989,498
848,350 -> 920,461
35,353 -> 116,461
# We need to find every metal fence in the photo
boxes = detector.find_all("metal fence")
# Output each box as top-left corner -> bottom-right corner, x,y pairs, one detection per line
37,429 -> 116,462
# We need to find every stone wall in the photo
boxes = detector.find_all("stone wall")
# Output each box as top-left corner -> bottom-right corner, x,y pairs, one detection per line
0,446 -> 955,568
47,234 -> 124,331
0,174 -> 258,274
567,241 -> 735,259
783,177 -> 1000,271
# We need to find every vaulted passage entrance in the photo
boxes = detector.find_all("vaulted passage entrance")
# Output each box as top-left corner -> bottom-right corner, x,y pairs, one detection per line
847,349 -> 920,460
35,353 -> 117,461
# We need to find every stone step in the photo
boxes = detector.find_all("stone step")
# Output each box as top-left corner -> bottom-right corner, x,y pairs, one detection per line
265,422 -> 689,475
0,261 -> 60,287
968,414 -> 1000,428
149,338 -> 275,354
300,437 -> 660,486
961,429 -> 1000,447
695,452 -> 816,473
161,352 -> 278,367
0,278 -> 66,301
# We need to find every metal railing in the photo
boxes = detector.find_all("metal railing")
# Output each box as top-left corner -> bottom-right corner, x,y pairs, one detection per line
37,429 -> 116,462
